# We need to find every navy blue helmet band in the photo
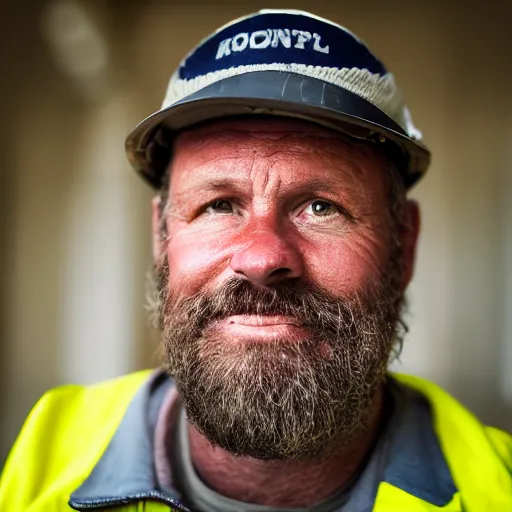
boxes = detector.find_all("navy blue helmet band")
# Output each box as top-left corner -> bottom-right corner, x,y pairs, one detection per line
180,13 -> 387,79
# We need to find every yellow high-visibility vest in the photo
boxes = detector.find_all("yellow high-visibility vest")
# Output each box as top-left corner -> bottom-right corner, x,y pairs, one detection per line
1,370 -> 511,511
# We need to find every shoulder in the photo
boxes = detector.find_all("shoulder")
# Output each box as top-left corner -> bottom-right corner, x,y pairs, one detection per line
21,369 -> 154,448
486,425 -> 512,473
390,372 -> 512,502
38,369 -> 154,416
0,370 -> 153,511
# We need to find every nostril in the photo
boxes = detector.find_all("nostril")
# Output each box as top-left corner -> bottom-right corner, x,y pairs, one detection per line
268,268 -> 292,280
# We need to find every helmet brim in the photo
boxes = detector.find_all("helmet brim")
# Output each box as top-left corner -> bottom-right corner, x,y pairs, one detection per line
125,71 -> 430,189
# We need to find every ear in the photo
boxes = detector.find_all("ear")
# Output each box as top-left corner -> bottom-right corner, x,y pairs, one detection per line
151,195 -> 165,264
399,200 -> 421,291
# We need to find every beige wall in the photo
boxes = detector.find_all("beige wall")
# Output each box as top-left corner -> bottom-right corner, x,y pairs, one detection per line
1,0 -> 511,465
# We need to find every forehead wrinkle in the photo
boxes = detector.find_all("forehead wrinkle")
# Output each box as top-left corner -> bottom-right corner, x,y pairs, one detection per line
174,121 -> 378,170
171,151 -> 378,202
171,124 -> 387,208
175,124 -> 355,155
263,132 -> 382,168
170,167 -> 245,205
262,143 -> 380,190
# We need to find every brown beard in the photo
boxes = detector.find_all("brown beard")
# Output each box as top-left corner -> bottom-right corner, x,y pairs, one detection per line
155,256 -> 404,461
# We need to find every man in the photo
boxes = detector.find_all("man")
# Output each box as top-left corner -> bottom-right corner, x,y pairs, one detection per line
1,9 -> 511,512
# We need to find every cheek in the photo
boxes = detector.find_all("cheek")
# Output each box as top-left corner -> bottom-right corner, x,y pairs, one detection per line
304,232 -> 388,295
165,220 -> 390,297
165,227 -> 235,295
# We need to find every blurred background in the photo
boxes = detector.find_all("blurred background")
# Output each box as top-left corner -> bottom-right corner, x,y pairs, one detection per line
1,0 -> 511,466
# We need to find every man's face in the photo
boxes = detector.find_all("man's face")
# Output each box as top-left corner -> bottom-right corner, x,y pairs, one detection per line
152,117 -> 417,460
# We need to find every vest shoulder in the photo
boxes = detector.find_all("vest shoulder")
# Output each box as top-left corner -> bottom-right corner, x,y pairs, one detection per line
41,369 -> 154,409
390,372 -> 509,438
486,425 -> 512,473
18,369 -> 154,447
0,370 -> 153,511
390,372 -> 512,507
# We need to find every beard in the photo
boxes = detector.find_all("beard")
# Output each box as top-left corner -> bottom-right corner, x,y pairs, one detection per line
152,251 -> 405,461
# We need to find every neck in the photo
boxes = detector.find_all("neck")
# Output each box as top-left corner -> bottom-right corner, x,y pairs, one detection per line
187,387 -> 385,508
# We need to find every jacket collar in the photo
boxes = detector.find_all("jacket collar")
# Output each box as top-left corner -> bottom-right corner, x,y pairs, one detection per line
69,371 -> 189,511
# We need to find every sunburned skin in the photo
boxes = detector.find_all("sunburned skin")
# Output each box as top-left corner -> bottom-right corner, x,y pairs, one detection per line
155,118 -> 402,296
151,116 -> 420,506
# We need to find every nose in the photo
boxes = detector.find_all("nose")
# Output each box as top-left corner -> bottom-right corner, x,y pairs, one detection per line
230,229 -> 304,287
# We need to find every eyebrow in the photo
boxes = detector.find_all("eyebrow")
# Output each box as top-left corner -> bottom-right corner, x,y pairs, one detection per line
172,172 -> 366,204
171,178 -> 247,203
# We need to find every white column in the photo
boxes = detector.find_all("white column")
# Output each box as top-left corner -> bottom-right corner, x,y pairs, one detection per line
60,94 -> 139,384
501,126 -> 512,402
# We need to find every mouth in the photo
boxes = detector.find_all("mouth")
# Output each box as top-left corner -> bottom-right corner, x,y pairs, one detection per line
211,314 -> 309,341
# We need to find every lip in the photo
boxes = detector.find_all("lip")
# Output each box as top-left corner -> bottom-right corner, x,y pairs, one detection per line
212,315 -> 309,341
224,315 -> 303,327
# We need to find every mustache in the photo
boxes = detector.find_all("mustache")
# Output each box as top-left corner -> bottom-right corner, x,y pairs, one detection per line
165,277 -> 389,337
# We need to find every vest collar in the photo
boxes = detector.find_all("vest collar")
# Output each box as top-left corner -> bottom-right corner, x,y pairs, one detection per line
69,371 -> 189,511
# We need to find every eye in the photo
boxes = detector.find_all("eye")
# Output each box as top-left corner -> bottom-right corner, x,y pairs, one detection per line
204,199 -> 234,214
304,200 -> 340,217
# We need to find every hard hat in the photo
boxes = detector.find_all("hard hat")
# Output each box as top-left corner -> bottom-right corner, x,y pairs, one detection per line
125,9 -> 430,189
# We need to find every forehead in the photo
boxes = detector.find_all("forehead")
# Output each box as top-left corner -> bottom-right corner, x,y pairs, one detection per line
168,116 -> 388,191
174,116 -> 378,156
